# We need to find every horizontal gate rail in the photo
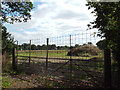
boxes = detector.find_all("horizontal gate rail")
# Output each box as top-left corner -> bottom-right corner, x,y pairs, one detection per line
18,56 -> 104,62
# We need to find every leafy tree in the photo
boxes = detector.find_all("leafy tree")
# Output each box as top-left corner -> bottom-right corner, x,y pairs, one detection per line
88,42 -> 92,45
86,1 -> 120,63
1,1 -> 34,24
96,39 -> 106,50
51,44 -> 56,50
83,44 -> 87,46
36,45 -> 41,50
2,26 -> 14,55
1,1 -> 34,54
22,43 -> 30,50
31,44 -> 36,50
41,44 -> 46,50
57,46 -> 60,50
75,44 -> 79,48
57,46 -> 69,50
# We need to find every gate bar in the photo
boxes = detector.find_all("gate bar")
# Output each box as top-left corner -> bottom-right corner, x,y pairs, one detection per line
104,48 -> 112,88
70,35 -> 72,87
29,40 -> 31,65
46,38 -> 49,71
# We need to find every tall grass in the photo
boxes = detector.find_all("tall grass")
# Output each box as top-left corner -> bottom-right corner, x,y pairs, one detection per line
2,52 -> 11,69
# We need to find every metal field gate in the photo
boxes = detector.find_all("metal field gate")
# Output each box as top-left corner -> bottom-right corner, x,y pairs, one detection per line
14,33 -> 106,88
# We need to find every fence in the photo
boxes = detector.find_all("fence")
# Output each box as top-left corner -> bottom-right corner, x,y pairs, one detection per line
12,33 -> 113,88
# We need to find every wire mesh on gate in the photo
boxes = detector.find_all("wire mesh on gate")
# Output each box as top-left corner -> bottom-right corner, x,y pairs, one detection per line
16,32 -> 104,88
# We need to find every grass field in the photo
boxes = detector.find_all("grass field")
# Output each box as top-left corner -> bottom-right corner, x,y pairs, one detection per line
17,50 -> 103,60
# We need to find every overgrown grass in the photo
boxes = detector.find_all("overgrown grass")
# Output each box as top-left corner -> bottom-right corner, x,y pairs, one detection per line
2,57 -> 27,88
2,56 -> 15,88
2,76 -> 13,88
2,53 -> 11,69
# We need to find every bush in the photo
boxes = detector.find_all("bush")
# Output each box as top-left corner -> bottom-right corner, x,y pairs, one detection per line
112,49 -> 120,64
67,44 -> 101,57
2,52 -> 11,69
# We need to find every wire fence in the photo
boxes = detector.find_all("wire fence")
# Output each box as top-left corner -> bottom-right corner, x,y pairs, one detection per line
15,33 -> 105,88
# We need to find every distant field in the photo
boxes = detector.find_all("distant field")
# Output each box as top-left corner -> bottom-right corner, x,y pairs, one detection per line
17,50 -> 103,60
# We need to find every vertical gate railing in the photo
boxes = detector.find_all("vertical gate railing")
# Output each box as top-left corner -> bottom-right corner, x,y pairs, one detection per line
12,33 -> 114,88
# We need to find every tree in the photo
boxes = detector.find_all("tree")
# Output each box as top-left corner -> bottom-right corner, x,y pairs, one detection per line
48,44 -> 56,50
2,26 -> 14,55
36,45 -> 41,50
86,2 -> 120,63
96,40 -> 106,50
22,43 -> 30,50
31,44 -> 36,50
75,44 -> 79,48
88,42 -> 92,45
57,46 -> 60,50
1,1 -> 34,54
1,1 -> 34,24
41,44 -> 46,50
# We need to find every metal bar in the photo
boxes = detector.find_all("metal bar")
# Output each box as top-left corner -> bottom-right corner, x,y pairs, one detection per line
12,48 -> 16,70
18,56 -> 104,62
46,38 -> 49,71
70,35 -> 72,87
29,40 -> 31,65
45,38 -> 49,87
16,41 -> 18,64
104,48 -> 112,88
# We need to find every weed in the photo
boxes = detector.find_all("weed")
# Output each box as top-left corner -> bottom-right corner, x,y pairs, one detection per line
2,53 -> 11,69
2,76 -> 13,88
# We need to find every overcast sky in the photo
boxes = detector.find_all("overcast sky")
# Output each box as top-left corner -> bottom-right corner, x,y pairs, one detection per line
5,0 -> 101,45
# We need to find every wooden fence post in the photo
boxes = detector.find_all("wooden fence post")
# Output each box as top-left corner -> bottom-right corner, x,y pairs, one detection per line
12,48 -> 16,70
29,40 -> 31,65
16,41 -> 18,64
46,38 -> 49,71
45,38 -> 49,86
70,35 -> 72,87
104,48 -> 112,88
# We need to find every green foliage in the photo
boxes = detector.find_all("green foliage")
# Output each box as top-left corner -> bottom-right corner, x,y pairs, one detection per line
57,46 -> 69,50
18,44 -> 83,50
1,1 -> 34,55
19,44 -> 69,50
96,39 -> 107,50
2,26 -> 14,55
86,2 -> 120,39
2,52 -> 11,69
2,76 -> 13,88
86,2 -> 120,62
1,2 -> 34,24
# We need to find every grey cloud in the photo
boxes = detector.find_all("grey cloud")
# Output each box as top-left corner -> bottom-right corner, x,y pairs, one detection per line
52,10 -> 89,20
57,25 -> 80,30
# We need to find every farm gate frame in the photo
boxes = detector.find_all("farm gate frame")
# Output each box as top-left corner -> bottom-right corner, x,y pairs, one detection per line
12,33 -> 113,88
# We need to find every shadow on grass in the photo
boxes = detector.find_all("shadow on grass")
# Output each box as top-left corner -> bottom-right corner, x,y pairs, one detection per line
2,58 -> 104,88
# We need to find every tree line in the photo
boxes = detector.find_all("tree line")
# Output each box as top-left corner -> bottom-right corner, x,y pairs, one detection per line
17,43 -> 70,50
16,42 -> 93,50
